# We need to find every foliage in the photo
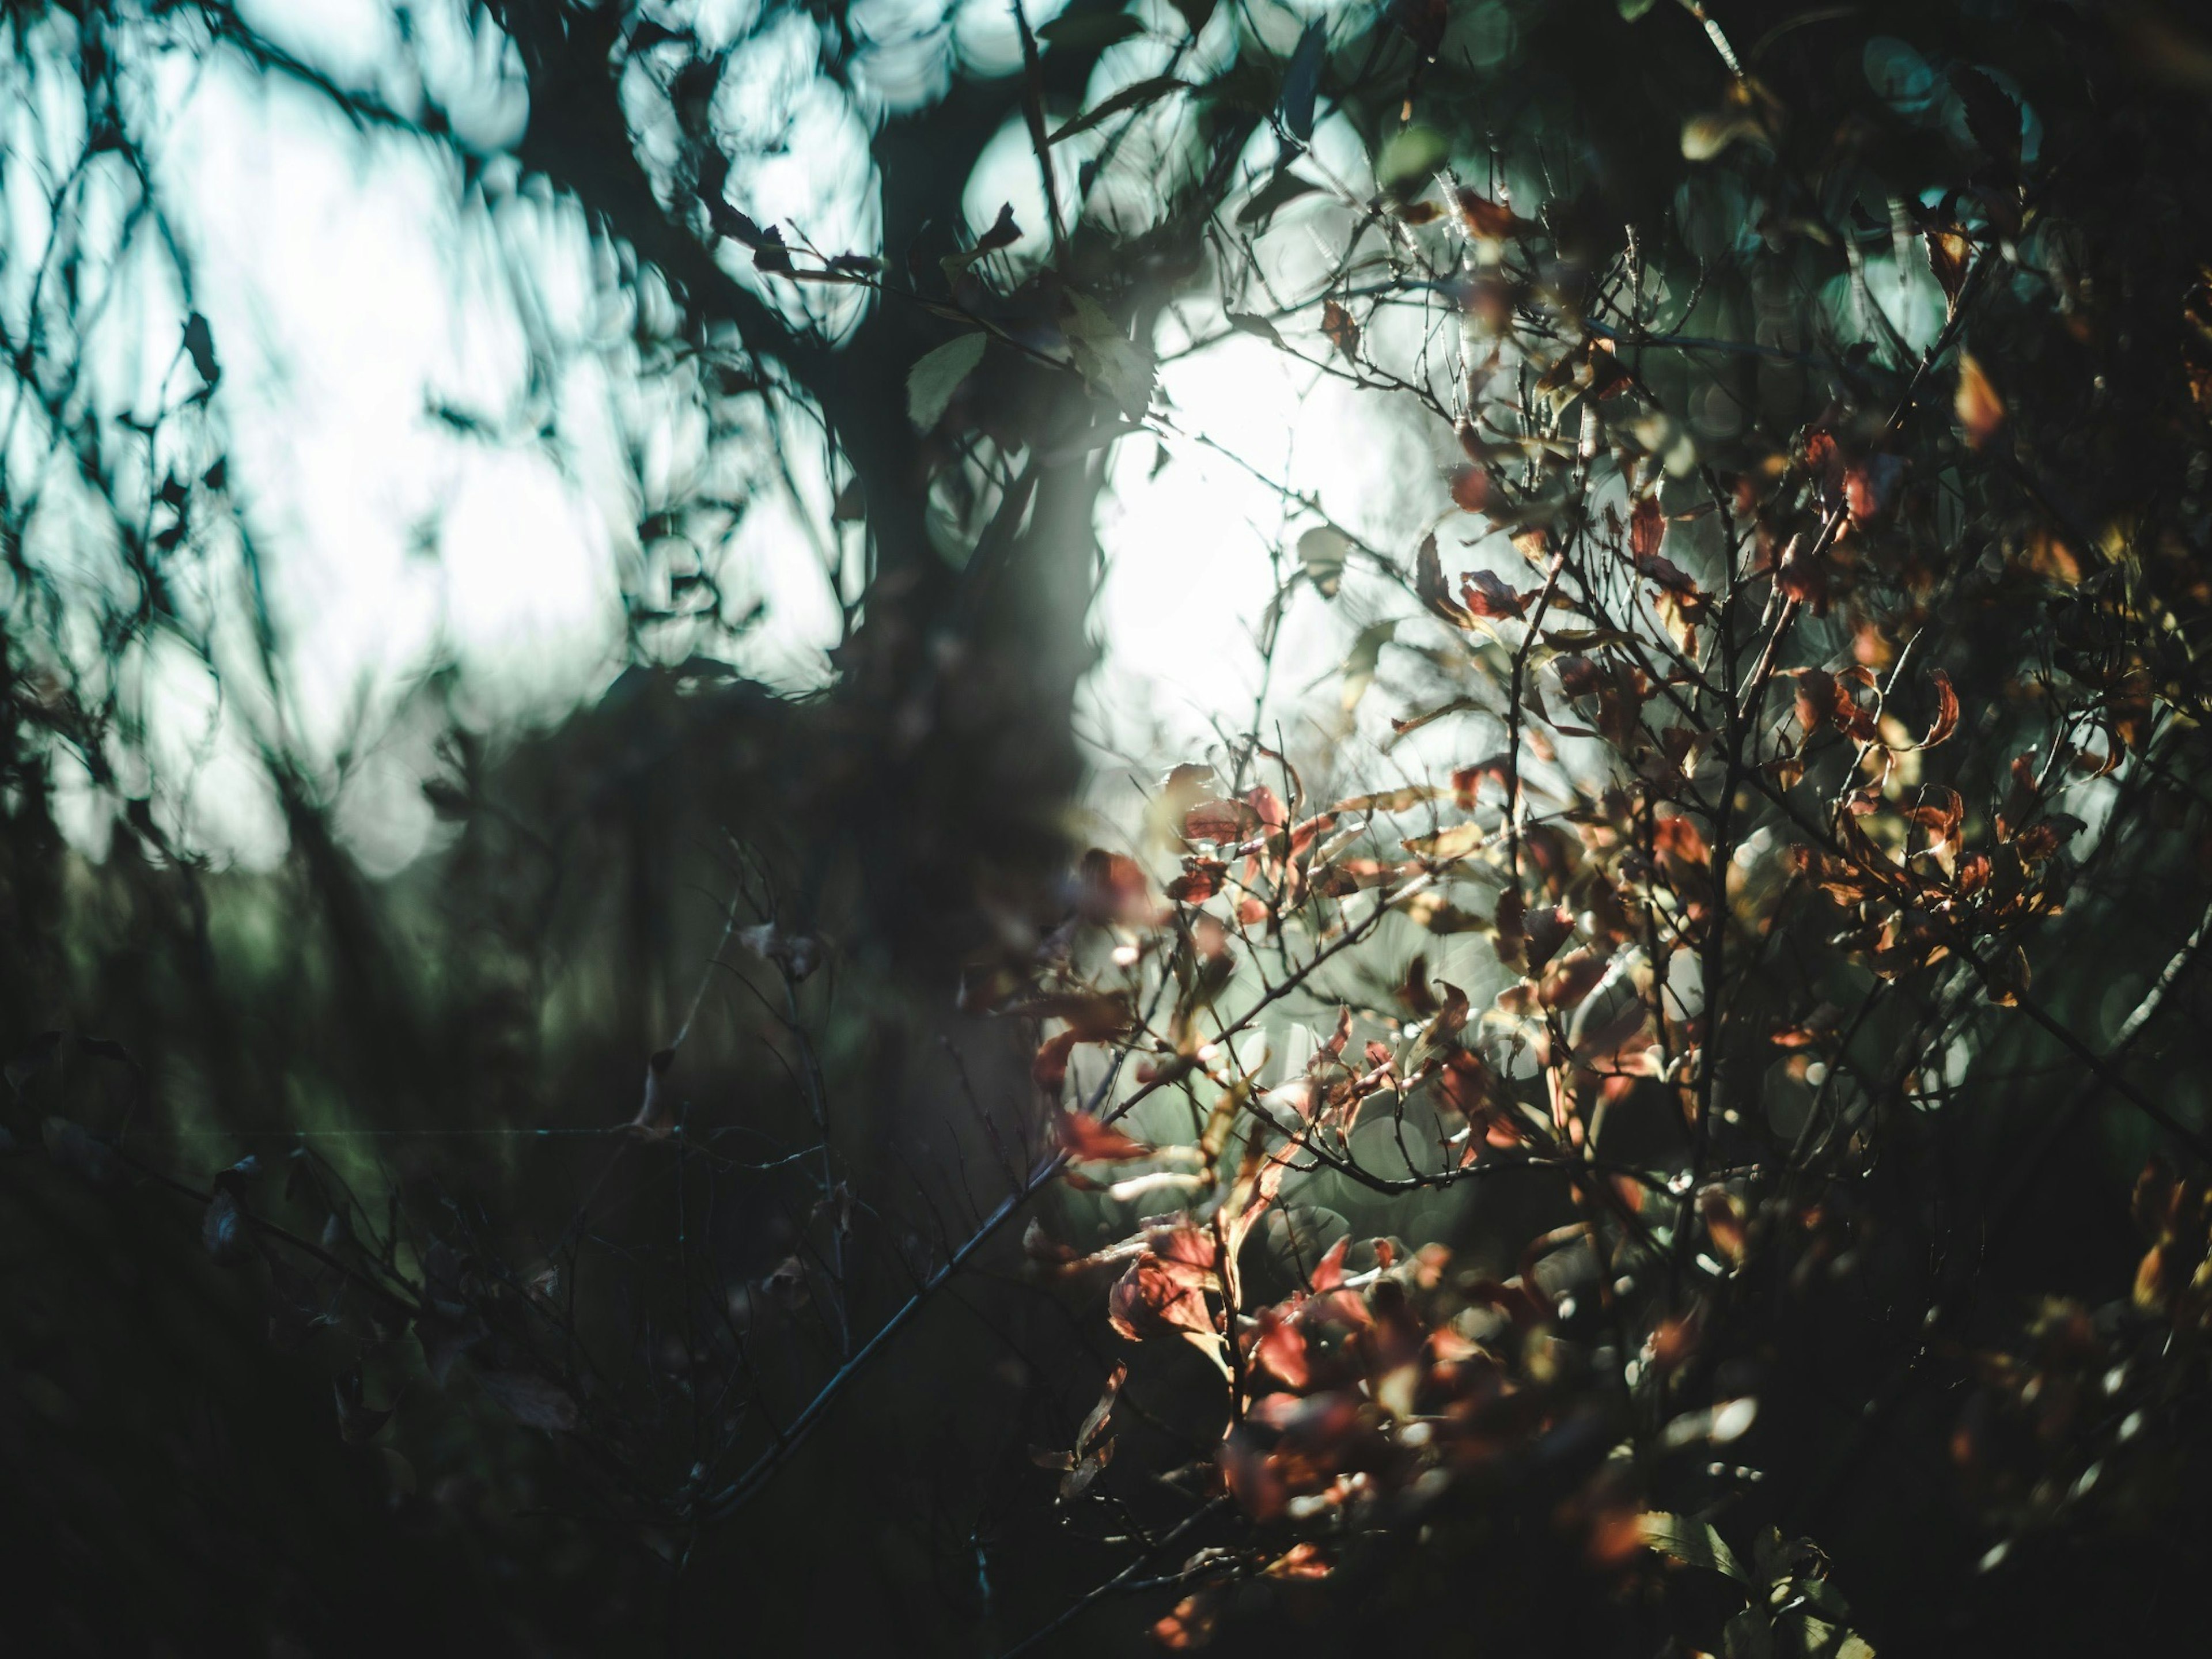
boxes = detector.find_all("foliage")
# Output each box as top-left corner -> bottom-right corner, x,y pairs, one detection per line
8,0 -> 2212,1654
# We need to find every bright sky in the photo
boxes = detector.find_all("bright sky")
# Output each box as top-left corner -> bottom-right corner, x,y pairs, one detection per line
16,0 -> 1422,872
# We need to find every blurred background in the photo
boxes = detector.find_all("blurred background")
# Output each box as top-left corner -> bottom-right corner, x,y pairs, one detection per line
11,1 -> 2212,1654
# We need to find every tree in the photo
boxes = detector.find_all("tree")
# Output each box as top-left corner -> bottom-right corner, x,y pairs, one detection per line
9,0 -> 2212,1653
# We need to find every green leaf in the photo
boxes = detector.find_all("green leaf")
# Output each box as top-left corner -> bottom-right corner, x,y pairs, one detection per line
1279,21 -> 1327,143
1639,1512 -> 1751,1582
1037,9 -> 1144,51
907,334 -> 987,430
1062,294 -> 1155,419
1375,126 -> 1448,197
1048,75 -> 1188,144
1618,0 -> 1660,17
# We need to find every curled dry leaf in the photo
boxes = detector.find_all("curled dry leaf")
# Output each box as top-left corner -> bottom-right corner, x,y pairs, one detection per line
1058,1435 -> 1114,1501
1921,669 -> 1960,748
1074,1361 -> 1127,1454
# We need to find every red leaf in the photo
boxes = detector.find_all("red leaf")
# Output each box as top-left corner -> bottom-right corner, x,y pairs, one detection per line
1059,1109 -> 1152,1162
1461,569 -> 1529,619
1034,1030 -> 1081,1094
1244,785 -> 1289,832
1253,1306 -> 1310,1388
1308,1233 -> 1351,1294
1108,1251 -> 1215,1341
1629,494 -> 1666,560
1166,858 -> 1227,902
1449,464 -> 1493,513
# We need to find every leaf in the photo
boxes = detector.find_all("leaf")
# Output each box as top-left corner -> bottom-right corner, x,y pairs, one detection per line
1925,228 -> 1974,312
1956,353 -> 2005,449
1048,75 -> 1188,144
940,202 -> 1024,283
475,1369 -> 580,1433
203,1188 -> 255,1266
1059,1435 -> 1115,1499
1034,1030 -> 1081,1094
1332,785 -> 1442,813
1060,1109 -> 1154,1162
1297,525 -> 1354,596
1402,822 -> 1487,862
1074,1361 -> 1128,1453
1321,299 -> 1360,360
1108,1249 -> 1216,1342
1166,857 -> 1228,902
1184,796 -> 1257,843
1950,66 -> 2021,175
908,333 -> 987,430
182,312 -> 220,388
1279,21 -> 1328,143
1921,669 -> 1960,747
1416,532 -> 1470,626
1618,0 -> 1660,16
1461,569 -> 1529,620
1253,1306 -> 1310,1387
1450,465 -> 1493,513
1700,1185 -> 1748,1266
1226,311 -> 1286,348
1340,619 -> 1398,710
1237,168 -> 1322,227
1063,293 -> 1156,418
1452,188 -> 1533,241
1640,1512 -> 1751,1582
333,1369 -> 394,1445
1683,107 -> 1767,162
1630,493 -> 1666,560
1037,10 -> 1145,51
1375,126 -> 1448,196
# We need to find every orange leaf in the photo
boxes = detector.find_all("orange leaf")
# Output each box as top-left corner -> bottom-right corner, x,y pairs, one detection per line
1321,299 -> 1359,359
1059,1108 -> 1152,1162
1033,1031 -> 1080,1094
1956,353 -> 2006,449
